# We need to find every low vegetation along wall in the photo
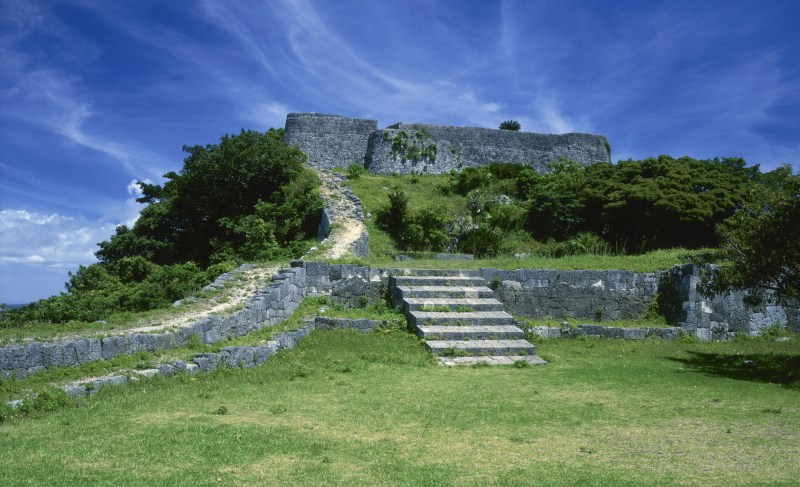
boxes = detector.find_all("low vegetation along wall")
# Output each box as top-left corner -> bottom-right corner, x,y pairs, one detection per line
2,262 -> 796,379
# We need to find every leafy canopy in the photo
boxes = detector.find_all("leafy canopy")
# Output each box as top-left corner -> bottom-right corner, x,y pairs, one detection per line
97,128 -> 323,266
700,165 -> 799,304
3,128 -> 323,326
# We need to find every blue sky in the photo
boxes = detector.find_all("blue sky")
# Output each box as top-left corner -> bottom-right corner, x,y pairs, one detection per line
1,0 -> 798,303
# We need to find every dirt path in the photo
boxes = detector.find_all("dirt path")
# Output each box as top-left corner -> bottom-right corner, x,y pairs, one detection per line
312,169 -> 366,260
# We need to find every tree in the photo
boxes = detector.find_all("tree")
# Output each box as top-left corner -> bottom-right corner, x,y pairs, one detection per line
97,128 -> 322,266
499,120 -> 521,131
700,165 -> 799,304
580,156 -> 755,250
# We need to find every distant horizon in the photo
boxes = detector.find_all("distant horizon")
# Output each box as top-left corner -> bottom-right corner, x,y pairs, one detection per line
2,0 -> 798,303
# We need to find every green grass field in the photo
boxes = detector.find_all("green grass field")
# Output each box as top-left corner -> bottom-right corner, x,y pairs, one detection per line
2,329 -> 797,486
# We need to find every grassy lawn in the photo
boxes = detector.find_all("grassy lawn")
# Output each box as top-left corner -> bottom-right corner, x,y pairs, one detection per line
1,330 -> 798,486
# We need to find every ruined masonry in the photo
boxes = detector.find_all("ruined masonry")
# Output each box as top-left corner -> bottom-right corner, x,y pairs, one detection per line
283,112 -> 610,174
390,270 -> 546,366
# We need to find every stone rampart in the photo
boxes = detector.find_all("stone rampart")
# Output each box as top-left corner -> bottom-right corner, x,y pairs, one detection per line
365,123 -> 610,174
283,113 -> 610,174
283,113 -> 377,170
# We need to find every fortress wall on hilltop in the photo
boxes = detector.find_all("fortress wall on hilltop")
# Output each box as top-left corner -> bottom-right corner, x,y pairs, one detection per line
284,113 -> 611,174
365,123 -> 610,174
283,113 -> 377,170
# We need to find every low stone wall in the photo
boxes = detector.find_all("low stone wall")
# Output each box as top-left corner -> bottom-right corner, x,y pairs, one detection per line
667,264 -> 799,340
529,325 -> 682,340
7,325 -> 315,407
1,266 -> 307,380
4,262 -> 797,380
484,269 -> 659,320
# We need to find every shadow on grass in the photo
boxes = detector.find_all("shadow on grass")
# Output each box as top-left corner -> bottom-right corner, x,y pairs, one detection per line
671,352 -> 800,388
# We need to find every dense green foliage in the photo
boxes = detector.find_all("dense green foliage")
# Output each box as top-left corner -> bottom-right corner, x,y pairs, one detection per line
374,156 -> 778,257
3,129 -> 323,326
98,128 -> 322,265
700,164 -> 799,304
3,259 -> 237,324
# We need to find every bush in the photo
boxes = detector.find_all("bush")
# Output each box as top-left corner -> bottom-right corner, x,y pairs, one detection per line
346,163 -> 366,180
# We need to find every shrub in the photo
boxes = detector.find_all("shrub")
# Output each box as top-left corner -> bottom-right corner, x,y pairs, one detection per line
346,163 -> 366,180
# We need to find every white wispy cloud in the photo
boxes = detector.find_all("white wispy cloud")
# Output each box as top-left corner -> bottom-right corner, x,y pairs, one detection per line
0,209 -> 116,268
0,4 -> 167,180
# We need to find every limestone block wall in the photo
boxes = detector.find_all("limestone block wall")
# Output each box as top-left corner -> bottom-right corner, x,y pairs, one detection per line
4,261 -> 798,380
283,113 -> 377,170
364,123 -> 610,175
668,264 -> 799,340
483,269 -> 659,320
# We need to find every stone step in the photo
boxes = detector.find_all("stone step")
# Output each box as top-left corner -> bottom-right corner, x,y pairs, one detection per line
425,339 -> 536,356
391,269 -> 481,277
395,285 -> 496,300
438,355 -> 547,366
417,325 -> 525,340
408,310 -> 515,328
390,275 -> 486,288
402,297 -> 506,312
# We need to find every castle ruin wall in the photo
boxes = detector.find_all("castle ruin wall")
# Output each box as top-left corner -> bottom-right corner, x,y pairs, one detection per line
283,113 -> 377,170
365,123 -> 611,174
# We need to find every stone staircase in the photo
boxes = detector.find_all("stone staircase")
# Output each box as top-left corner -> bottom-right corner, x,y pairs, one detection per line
389,271 -> 546,366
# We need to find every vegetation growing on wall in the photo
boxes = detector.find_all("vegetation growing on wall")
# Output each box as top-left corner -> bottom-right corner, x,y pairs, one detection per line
382,125 -> 438,168
499,120 -> 521,131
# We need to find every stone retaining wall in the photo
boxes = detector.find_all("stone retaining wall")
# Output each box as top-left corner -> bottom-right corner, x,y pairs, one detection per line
3,262 -> 797,379
668,264 -> 799,340
483,269 -> 659,321
1,266 -> 306,380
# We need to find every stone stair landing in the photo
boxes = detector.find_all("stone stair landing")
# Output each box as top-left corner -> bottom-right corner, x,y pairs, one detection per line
389,272 -> 546,366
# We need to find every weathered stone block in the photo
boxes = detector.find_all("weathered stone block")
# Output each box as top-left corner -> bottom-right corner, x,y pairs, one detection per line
101,335 -> 127,360
622,328 -> 647,340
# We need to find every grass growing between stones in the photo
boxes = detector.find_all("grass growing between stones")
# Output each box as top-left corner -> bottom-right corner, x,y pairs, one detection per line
520,316 -> 672,329
1,330 -> 798,486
